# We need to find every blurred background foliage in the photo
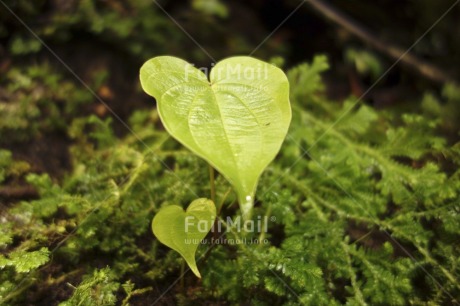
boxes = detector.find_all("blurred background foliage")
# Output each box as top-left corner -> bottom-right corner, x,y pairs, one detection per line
1,0 -> 459,145
0,0 -> 460,305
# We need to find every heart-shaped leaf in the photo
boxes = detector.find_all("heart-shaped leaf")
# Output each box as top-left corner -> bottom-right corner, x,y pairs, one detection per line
140,56 -> 291,219
152,198 -> 216,278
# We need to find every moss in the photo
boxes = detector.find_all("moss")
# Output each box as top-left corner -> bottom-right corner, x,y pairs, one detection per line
0,55 -> 459,305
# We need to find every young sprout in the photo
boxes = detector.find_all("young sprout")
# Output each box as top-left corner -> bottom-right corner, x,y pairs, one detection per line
140,56 -> 291,220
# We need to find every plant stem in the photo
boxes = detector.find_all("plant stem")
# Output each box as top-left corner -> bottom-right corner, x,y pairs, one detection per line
209,164 -> 220,241
209,164 -> 216,204
217,187 -> 232,214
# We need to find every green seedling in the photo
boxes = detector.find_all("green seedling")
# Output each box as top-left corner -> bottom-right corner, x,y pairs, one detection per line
151,198 -> 216,278
140,56 -> 291,219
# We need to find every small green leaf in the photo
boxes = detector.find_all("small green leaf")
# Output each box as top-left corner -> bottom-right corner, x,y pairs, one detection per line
140,56 -> 291,219
9,247 -> 50,273
152,198 -> 216,278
